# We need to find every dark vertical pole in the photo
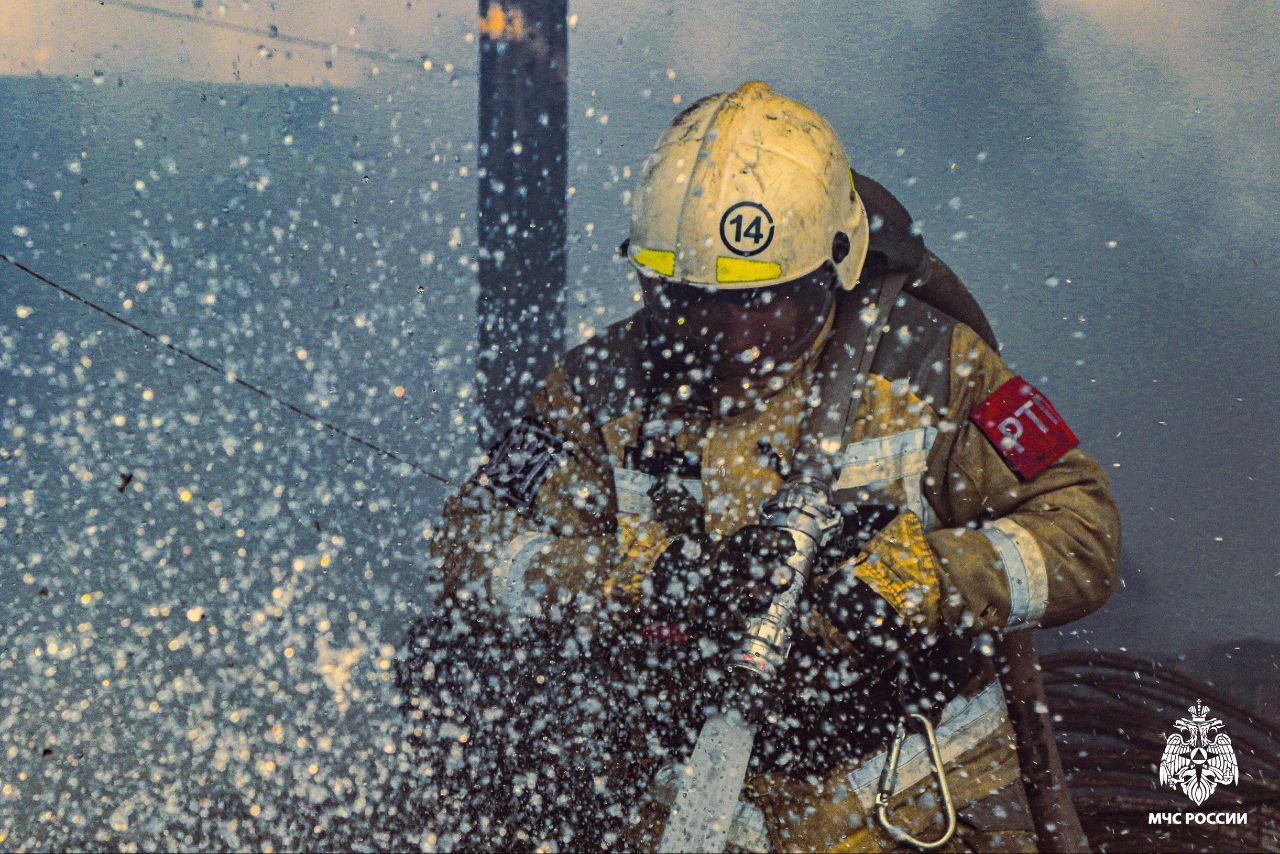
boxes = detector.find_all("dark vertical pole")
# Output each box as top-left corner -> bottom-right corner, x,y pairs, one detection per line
476,0 -> 568,441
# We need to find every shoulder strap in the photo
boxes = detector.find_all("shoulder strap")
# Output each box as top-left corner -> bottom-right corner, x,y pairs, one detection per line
562,316 -> 650,425
791,271 -> 910,486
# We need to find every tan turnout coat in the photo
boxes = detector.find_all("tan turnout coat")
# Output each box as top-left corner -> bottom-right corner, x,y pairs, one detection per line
432,251 -> 1120,851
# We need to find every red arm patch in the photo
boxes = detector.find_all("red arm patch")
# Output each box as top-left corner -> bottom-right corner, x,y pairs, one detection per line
969,377 -> 1079,481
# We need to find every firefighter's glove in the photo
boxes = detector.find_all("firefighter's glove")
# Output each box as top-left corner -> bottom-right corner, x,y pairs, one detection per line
811,512 -> 943,658
644,532 -> 716,642
645,525 -> 799,648
709,524 -> 804,637
647,474 -> 706,540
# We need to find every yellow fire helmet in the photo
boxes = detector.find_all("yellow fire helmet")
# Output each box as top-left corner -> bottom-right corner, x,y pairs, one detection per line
627,81 -> 869,291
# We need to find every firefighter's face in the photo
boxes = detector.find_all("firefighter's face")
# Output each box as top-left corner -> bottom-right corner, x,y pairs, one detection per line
640,265 -> 836,379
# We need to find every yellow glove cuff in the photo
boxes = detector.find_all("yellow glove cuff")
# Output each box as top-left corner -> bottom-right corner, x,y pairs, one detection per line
850,511 -> 942,627
603,517 -> 677,604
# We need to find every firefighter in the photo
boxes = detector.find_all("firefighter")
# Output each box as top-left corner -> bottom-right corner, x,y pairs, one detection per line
426,81 -> 1121,851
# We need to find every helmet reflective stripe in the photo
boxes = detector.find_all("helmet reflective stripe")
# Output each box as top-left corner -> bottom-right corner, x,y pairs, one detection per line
715,256 -> 783,284
628,81 -> 869,291
631,246 -> 785,285
632,246 -> 675,277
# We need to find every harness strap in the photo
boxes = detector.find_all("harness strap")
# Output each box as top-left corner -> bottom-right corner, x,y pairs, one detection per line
791,271 -> 911,485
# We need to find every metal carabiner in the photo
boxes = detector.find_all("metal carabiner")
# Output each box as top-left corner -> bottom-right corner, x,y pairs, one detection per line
874,712 -> 957,850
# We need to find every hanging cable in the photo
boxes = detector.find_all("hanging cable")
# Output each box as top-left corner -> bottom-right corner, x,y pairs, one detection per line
1,252 -> 454,487
84,0 -> 475,75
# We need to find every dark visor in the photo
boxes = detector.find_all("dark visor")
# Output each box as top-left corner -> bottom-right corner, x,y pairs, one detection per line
640,263 -> 837,372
